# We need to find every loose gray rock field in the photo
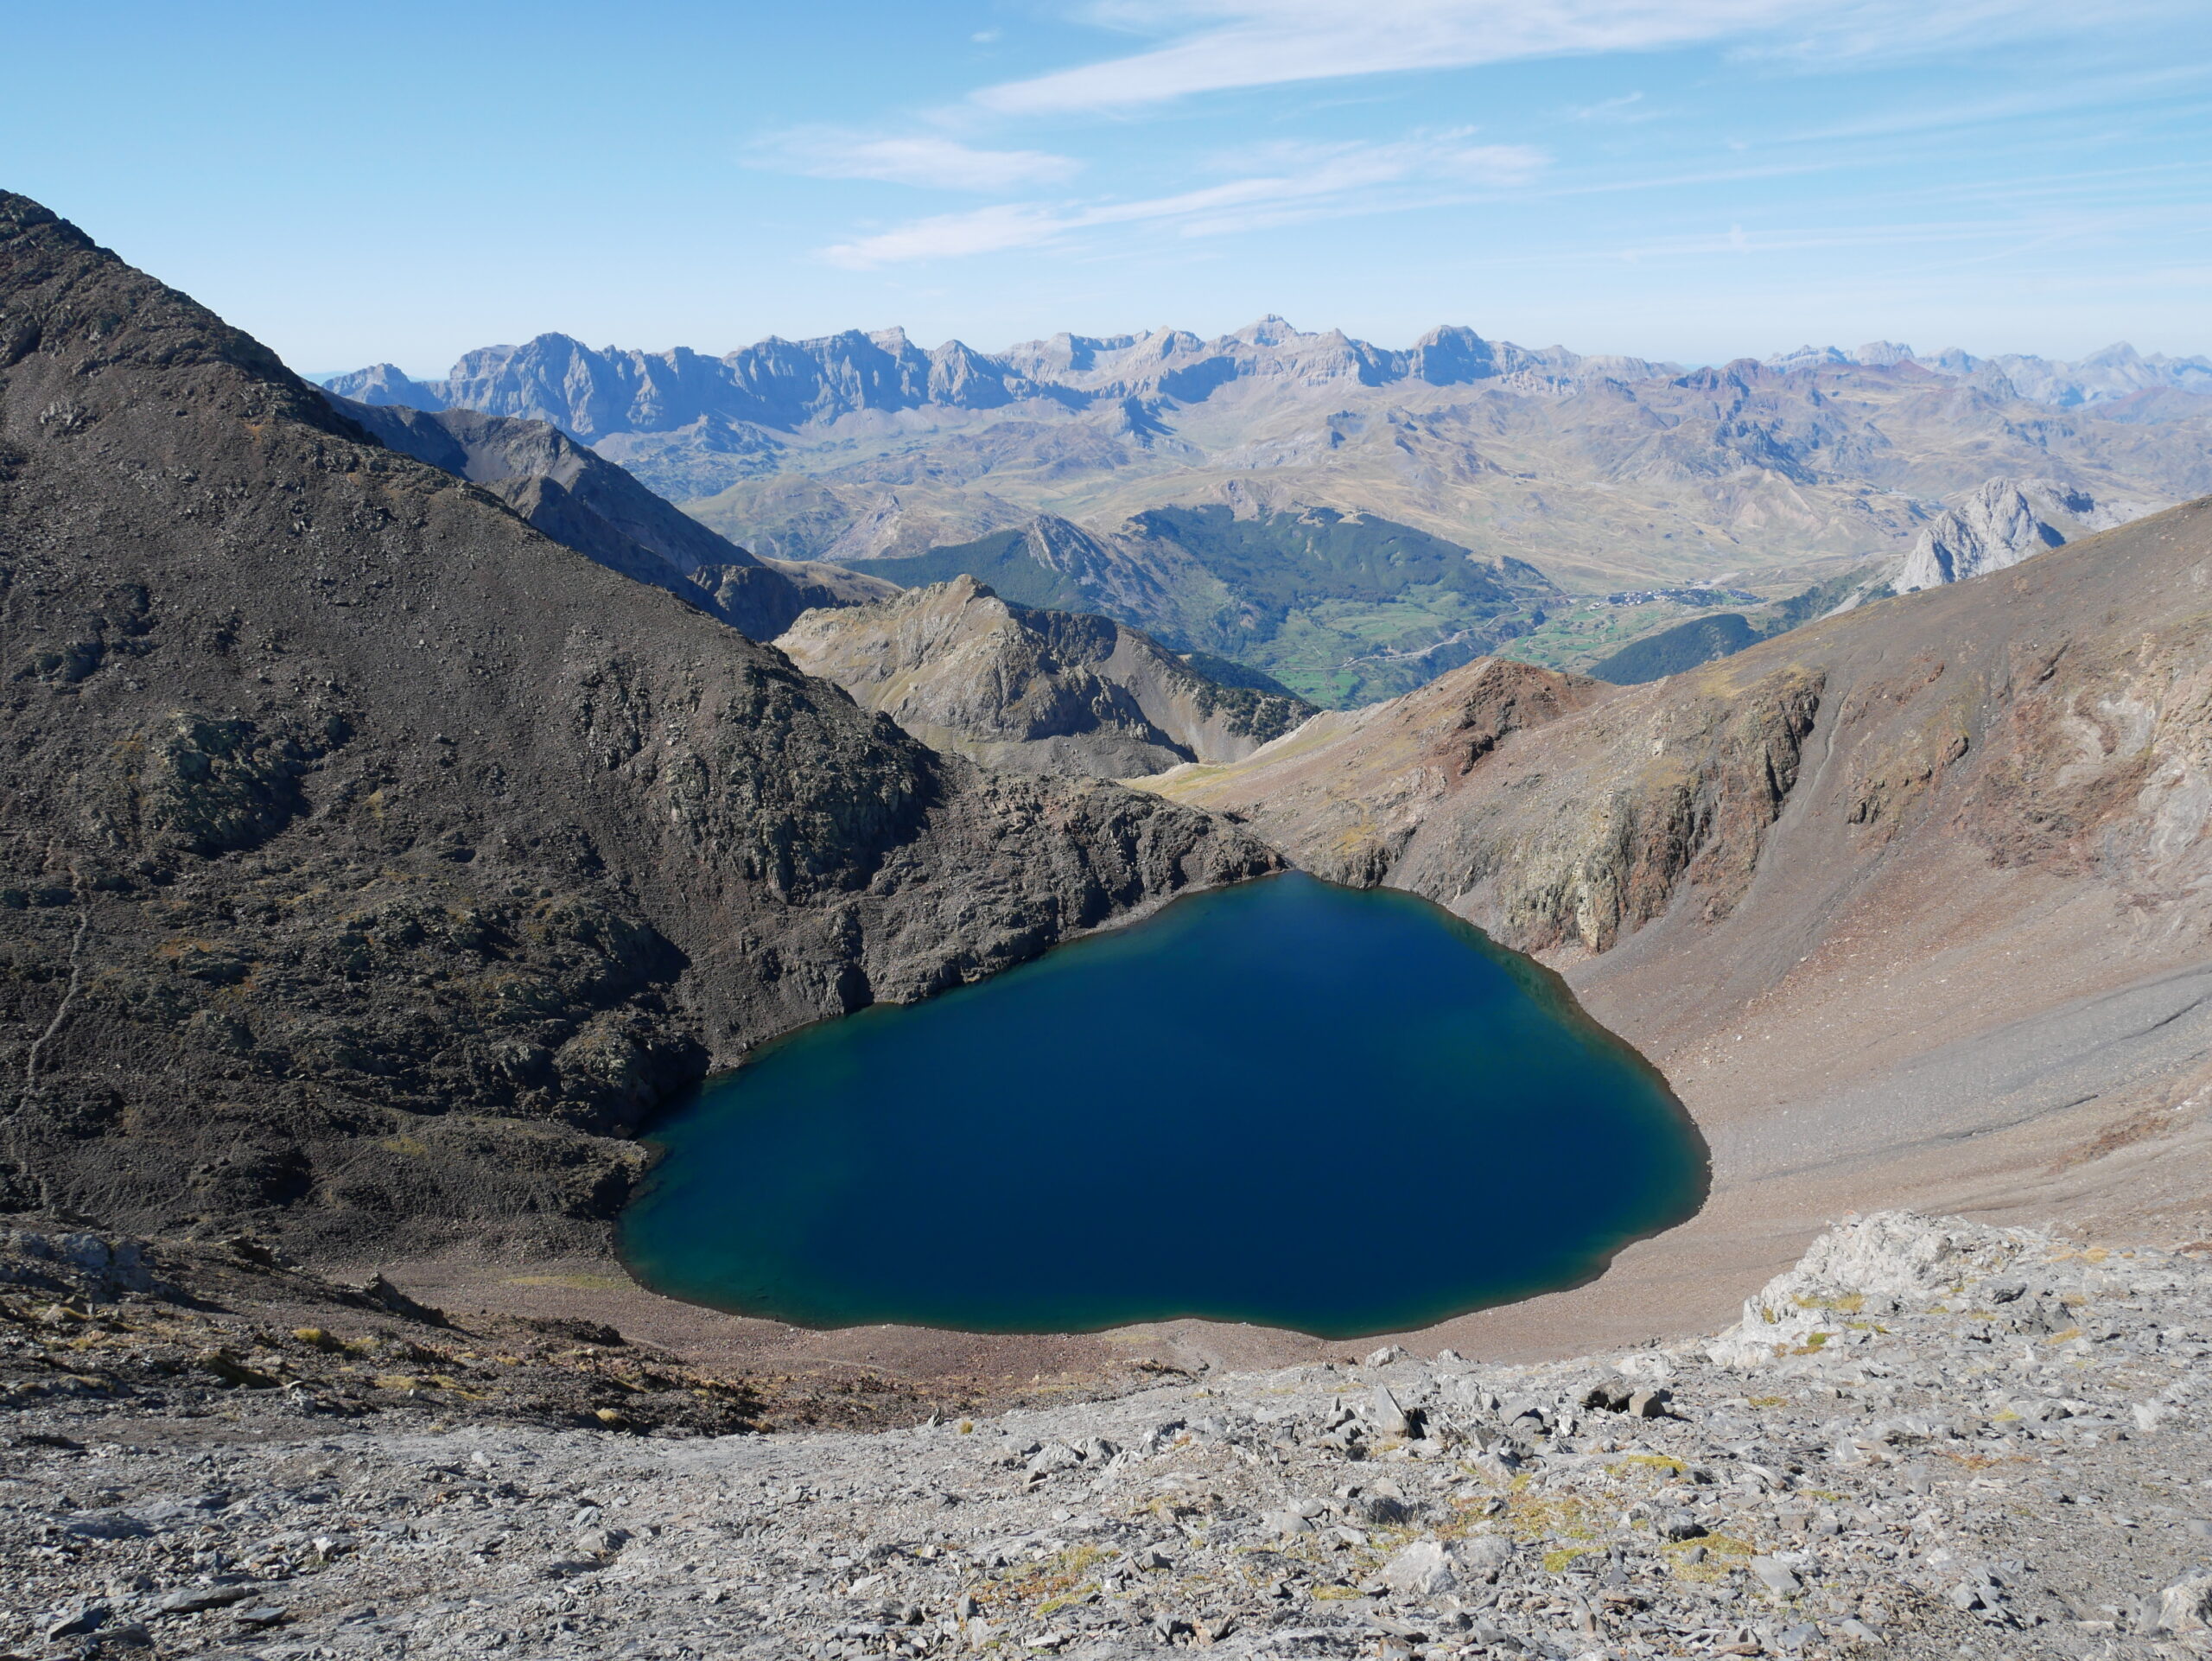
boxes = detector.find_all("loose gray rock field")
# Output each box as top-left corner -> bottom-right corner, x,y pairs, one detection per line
6,1212 -> 2212,1660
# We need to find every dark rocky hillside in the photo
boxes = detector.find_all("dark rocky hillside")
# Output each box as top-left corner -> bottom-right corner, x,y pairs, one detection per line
0,193 -> 1274,1263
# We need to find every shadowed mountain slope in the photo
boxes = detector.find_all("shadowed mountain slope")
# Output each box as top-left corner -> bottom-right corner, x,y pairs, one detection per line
327,397 -> 890,640
0,192 -> 1274,1261
775,576 -> 1315,779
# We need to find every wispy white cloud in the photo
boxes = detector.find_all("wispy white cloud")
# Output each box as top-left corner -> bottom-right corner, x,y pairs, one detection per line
821,132 -> 1545,266
974,0 -> 2179,113
748,128 -> 1082,192
1567,91 -> 1652,120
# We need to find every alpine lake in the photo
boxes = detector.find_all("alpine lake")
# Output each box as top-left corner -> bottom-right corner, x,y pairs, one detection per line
619,874 -> 1706,1340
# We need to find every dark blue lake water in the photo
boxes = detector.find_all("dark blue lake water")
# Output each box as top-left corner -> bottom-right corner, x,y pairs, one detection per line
619,874 -> 1705,1339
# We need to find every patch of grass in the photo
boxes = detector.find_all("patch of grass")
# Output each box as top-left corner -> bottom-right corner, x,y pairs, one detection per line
988,1544 -> 1114,1616
1609,1454 -> 1687,1477
1664,1532 -> 1755,1582
1793,1292 -> 1866,1314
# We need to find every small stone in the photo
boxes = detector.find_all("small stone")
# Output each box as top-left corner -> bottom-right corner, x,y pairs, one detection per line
1582,1380 -> 1633,1413
2155,1570 -> 2212,1634
199,1348 -> 278,1389
1627,1387 -> 1672,1418
44,1601 -> 108,1640
1365,1346 -> 1408,1367
1368,1384 -> 1413,1438
1382,1540 -> 1455,1598
1751,1556 -> 1802,1596
1459,1536 -> 1513,1571
155,1584 -> 257,1614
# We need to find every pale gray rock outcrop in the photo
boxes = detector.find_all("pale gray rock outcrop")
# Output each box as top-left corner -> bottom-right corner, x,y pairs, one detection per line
1895,477 -> 2161,590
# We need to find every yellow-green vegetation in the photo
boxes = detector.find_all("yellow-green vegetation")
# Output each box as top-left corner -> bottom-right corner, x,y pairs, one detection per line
982,1543 -> 1115,1619
1792,1292 -> 1866,1314
1664,1532 -> 1755,1583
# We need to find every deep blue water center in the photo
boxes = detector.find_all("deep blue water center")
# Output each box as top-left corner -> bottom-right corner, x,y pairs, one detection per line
619,874 -> 1706,1340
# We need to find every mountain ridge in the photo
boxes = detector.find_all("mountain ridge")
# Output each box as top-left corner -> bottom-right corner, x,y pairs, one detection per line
0,189 -> 1274,1261
328,321 -> 2212,443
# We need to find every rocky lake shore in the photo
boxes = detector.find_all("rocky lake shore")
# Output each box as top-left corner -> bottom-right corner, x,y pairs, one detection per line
4,1212 -> 2211,1660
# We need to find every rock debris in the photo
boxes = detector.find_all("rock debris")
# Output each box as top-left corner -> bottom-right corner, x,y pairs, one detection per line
4,1212 -> 2211,1659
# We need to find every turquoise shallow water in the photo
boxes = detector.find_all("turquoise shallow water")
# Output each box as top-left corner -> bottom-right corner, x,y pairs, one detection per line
619,874 -> 1706,1339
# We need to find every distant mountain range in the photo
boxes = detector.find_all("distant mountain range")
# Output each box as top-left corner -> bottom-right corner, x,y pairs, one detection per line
323,320 -> 2212,606
327,321 -> 2212,442
323,317 -> 1678,442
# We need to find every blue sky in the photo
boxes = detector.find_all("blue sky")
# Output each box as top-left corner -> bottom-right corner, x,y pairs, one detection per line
6,1 -> 2209,373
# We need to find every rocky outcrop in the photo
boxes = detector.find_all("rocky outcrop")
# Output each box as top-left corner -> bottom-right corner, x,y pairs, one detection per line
774,576 -> 1314,778
1143,495 -> 2212,971
0,192 -> 1274,1259
1141,655 -> 1821,947
1894,476 -> 2158,591
1135,659 -> 1611,885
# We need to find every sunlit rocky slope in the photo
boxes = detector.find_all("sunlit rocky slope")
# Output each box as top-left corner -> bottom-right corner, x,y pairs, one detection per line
1140,499 -> 2212,1346
775,576 -> 1314,778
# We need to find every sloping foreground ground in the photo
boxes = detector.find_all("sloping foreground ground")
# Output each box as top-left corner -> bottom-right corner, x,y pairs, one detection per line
4,1212 -> 2210,1658
1141,500 -> 2212,1359
0,190 -> 1272,1267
